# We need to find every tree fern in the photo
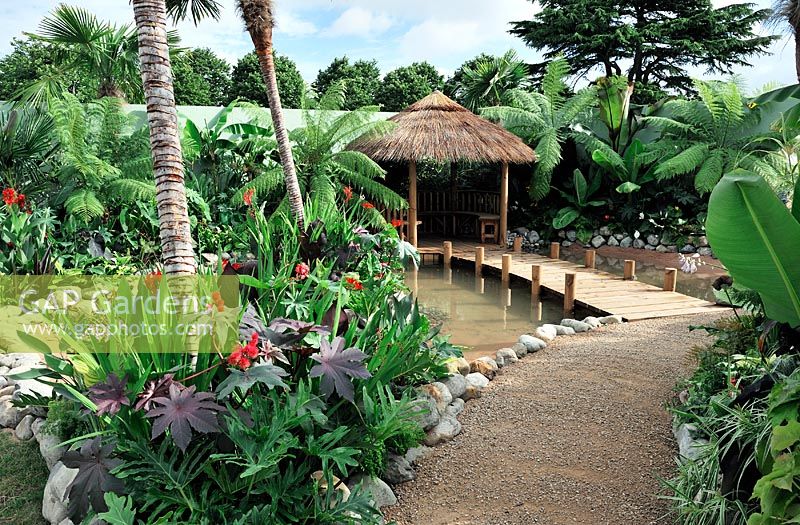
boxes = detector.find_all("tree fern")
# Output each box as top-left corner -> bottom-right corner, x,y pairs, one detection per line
647,79 -> 772,193
65,189 -> 104,222
653,143 -> 710,180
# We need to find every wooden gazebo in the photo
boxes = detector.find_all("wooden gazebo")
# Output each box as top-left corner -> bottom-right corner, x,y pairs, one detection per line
349,91 -> 536,246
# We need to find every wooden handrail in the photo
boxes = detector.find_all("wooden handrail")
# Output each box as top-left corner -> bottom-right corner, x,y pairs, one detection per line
417,190 -> 500,215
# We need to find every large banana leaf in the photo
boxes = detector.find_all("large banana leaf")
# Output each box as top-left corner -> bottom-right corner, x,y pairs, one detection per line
706,170 -> 800,327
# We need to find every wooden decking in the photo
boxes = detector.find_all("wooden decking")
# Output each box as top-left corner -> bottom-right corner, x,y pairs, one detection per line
417,239 -> 723,321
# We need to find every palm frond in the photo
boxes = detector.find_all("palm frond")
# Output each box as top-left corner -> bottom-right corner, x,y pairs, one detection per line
335,167 -> 407,211
694,150 -> 724,193
234,166 -> 284,204
65,189 -> 105,222
654,143 -> 710,180
330,150 -> 386,180
108,178 -> 156,202
541,58 -> 570,110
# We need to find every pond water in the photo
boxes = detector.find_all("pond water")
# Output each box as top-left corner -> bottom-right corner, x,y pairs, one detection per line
560,250 -> 718,302
406,264 -> 590,361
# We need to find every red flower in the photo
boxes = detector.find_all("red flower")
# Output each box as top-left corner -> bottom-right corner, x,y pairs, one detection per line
232,262 -> 242,270
295,262 -> 310,280
243,188 -> 255,206
227,347 -> 243,366
345,276 -> 363,291
603,214 -> 611,222
343,186 -> 353,202
730,376 -> 738,387
238,357 -> 251,370
2,188 -> 17,206
243,343 -> 258,359
362,202 -> 375,209
390,219 -> 403,227
16,194 -> 25,208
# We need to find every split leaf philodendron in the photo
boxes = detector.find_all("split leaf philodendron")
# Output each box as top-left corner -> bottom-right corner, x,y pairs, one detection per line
705,169 -> 800,328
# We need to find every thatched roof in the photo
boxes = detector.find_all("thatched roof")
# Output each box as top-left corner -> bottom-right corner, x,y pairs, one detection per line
348,91 -> 537,164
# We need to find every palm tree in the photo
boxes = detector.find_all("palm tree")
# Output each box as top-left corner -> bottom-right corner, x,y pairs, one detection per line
24,5 -> 142,103
460,50 -> 530,111
769,0 -> 800,82
481,58 -> 597,200
236,0 -> 306,229
131,0 -> 219,275
235,83 -> 404,222
0,107 -> 55,193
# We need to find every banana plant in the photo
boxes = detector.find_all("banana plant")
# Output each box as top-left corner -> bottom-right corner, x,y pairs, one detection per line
596,76 -> 634,153
591,138 -> 658,194
552,169 -> 606,229
706,169 -> 800,327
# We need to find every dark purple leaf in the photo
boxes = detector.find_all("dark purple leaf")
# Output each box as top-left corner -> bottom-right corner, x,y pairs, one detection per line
146,384 -> 224,452
216,363 -> 289,399
62,437 -> 124,520
135,374 -> 179,411
88,374 -> 130,416
309,337 -> 371,402
269,318 -> 330,335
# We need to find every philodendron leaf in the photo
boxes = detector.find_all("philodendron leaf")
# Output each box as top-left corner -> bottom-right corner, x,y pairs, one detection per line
552,207 -> 580,229
616,182 -> 641,194
706,169 -> 800,327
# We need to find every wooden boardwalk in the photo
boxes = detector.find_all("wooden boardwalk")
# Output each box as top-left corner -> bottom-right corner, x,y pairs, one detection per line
417,239 -> 723,322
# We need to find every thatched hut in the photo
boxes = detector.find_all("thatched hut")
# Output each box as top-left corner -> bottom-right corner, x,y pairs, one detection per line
349,91 -> 536,246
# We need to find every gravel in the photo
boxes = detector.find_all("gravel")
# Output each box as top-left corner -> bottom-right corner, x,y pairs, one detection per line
384,312 -> 725,525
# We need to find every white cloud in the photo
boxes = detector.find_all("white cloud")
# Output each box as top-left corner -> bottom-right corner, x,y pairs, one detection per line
322,7 -> 392,38
398,19 -> 485,63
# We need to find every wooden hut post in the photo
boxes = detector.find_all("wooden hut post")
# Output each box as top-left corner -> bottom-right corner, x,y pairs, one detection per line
409,160 -> 418,247
531,264 -> 541,298
623,260 -> 636,280
499,162 -> 509,246
475,246 -> 484,276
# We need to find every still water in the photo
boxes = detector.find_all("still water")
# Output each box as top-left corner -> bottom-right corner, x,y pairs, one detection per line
406,265 -> 587,361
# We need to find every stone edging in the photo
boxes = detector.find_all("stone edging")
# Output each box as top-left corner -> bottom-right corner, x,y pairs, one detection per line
507,228 -> 714,257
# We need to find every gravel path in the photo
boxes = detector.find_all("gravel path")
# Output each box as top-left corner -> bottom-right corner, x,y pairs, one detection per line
384,313 -> 725,525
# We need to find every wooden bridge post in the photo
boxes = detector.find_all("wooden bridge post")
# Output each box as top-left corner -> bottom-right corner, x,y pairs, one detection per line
513,236 -> 522,253
475,246 -> 484,276
501,254 -> 512,284
443,241 -> 452,267
564,272 -> 576,316
623,260 -> 636,280
531,264 -> 541,299
664,268 -> 678,292
549,242 -> 560,259
585,249 -> 596,269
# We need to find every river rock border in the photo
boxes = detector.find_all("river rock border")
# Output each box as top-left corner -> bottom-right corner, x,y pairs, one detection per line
507,227 -> 714,257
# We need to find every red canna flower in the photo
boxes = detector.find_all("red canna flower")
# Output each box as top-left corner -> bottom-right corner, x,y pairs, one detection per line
2,188 -> 17,206
362,202 -> 375,209
232,262 -> 242,270
295,262 -> 310,280
16,194 -> 25,208
390,219 -> 403,227
345,276 -> 363,291
343,186 -> 353,202
243,188 -> 255,206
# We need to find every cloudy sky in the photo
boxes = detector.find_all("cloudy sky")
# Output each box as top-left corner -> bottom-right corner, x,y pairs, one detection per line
0,0 -> 794,90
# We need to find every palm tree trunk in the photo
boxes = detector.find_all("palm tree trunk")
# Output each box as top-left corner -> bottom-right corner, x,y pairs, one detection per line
237,0 -> 305,229
131,0 -> 196,275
